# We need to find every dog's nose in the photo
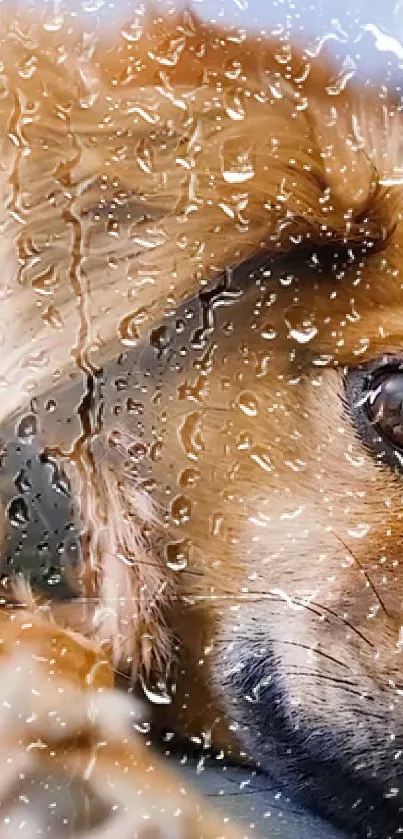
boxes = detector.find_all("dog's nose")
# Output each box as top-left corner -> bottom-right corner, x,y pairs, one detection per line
0,410 -> 82,599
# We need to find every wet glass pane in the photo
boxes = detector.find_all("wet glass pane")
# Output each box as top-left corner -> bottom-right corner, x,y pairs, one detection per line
0,0 -> 401,837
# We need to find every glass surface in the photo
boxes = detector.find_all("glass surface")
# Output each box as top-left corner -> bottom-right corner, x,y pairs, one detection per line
0,1 -> 401,837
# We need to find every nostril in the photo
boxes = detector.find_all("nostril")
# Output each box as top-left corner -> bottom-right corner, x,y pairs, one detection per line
0,425 -> 82,600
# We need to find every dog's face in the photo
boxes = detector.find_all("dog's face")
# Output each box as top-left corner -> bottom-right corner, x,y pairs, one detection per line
146,242 -> 403,836
1,6 -> 403,837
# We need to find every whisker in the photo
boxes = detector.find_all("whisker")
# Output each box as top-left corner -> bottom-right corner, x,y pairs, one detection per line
269,638 -> 349,671
218,590 -> 376,651
335,533 -> 390,618
98,550 -> 205,578
281,668 -> 382,706
308,599 -> 375,651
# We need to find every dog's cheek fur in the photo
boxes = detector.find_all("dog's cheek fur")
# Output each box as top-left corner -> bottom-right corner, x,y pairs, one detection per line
157,363 -> 403,778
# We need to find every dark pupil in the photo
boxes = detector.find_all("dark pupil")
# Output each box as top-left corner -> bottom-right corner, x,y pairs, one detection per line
367,372 -> 403,449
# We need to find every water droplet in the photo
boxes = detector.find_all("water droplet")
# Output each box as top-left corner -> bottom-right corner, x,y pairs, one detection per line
115,377 -> 128,392
118,308 -> 147,347
237,391 -> 258,417
32,265 -> 59,296
7,497 -> 30,527
106,218 -> 120,237
171,495 -> 192,526
121,19 -> 143,43
279,273 -> 294,288
41,454 -> 70,495
284,305 -> 318,344
222,140 -> 255,184
136,138 -> 154,174
179,412 -> 205,461
231,0 -> 248,11
140,675 -> 172,705
178,376 -> 207,403
237,432 -> 252,450
43,566 -> 63,587
150,440 -> 163,463
364,23 -> 403,60
353,338 -> 370,356
14,469 -> 32,493
17,413 -> 37,441
18,55 -> 37,80
175,318 -> 186,334
222,167 -> 254,184
312,354 -> 334,367
148,35 -> 186,68
261,324 -> 277,340
285,457 -> 307,472
347,523 -> 370,539
127,442 -> 147,461
326,56 -> 357,95
250,445 -> 272,472
179,468 -> 201,488
126,399 -> 144,416
43,11 -> 64,31
131,227 -> 167,250
63,536 -> 81,568
345,450 -> 366,468
256,354 -> 272,378
224,88 -> 246,121
21,350 -> 49,371
135,720 -> 151,735
224,58 -> 242,81
42,305 -> 63,329
150,325 -> 171,355
166,540 -> 191,571
210,512 -> 224,537
191,268 -> 243,349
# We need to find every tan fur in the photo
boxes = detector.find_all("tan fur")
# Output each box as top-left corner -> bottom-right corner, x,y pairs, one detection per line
0,3 -> 402,836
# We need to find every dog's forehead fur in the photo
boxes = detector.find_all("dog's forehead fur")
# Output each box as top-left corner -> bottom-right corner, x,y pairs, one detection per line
0,4 -> 402,422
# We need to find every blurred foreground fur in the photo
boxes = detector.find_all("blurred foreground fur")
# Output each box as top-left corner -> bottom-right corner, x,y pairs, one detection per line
0,3 -> 402,837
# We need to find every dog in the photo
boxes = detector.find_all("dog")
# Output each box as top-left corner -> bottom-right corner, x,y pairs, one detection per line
0,3 -> 402,837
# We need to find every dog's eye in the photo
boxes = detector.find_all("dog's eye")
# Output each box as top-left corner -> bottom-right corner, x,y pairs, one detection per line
366,371 -> 403,449
346,362 -> 403,468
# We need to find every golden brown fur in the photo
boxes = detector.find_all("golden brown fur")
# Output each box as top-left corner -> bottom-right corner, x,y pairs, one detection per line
0,3 -> 402,837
